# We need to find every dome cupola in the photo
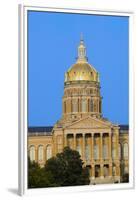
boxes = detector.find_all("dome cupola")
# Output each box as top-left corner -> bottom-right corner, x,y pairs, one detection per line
62,35 -> 102,121
65,34 -> 99,83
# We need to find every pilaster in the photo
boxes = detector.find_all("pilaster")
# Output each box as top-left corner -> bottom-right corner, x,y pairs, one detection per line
91,133 -> 94,162
35,147 -> 38,162
82,133 -> 85,161
64,134 -> 67,147
74,134 -> 76,150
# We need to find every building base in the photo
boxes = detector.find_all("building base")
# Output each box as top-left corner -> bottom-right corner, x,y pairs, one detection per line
90,176 -> 120,185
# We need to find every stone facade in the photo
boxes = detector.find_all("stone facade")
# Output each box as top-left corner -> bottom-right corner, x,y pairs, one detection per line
28,36 -> 129,184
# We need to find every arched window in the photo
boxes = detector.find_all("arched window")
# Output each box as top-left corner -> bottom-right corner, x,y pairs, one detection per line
29,146 -> 35,162
38,145 -> 43,162
81,99 -> 87,112
118,143 -> 121,159
123,143 -> 128,159
46,145 -> 52,160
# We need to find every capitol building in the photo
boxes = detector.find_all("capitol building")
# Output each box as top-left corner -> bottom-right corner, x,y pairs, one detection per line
28,36 -> 129,184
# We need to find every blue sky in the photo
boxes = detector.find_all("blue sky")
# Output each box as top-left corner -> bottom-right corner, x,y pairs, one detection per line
28,11 -> 129,126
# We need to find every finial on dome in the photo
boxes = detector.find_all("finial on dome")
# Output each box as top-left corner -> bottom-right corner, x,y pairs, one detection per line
80,33 -> 83,41
77,34 -> 87,63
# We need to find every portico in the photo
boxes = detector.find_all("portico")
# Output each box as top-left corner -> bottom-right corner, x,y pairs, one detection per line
63,129 -> 116,182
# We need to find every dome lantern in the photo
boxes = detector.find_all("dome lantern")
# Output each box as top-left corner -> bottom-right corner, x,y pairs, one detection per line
77,33 -> 88,63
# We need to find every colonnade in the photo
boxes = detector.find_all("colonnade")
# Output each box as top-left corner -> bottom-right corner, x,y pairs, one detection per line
63,97 -> 102,115
63,132 -> 120,179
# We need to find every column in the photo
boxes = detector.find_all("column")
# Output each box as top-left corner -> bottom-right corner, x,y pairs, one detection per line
79,97 -> 81,113
100,133 -> 103,160
74,134 -> 76,150
91,164 -> 95,180
115,163 -> 120,183
78,99 -> 79,112
70,98 -> 72,113
91,133 -> 94,162
63,100 -> 66,114
116,163 -> 120,177
35,147 -> 38,162
109,163 -> 112,178
108,132 -> 112,160
99,100 -> 101,113
64,134 -> 67,147
55,135 -> 58,156
116,133 -> 119,160
62,132 -> 64,151
87,98 -> 89,112
43,146 -> 46,164
66,99 -> 69,113
113,128 -> 119,160
82,133 -> 85,161
97,99 -> 99,113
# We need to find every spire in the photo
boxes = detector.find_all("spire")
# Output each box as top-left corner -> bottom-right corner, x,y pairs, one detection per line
77,34 -> 87,63
80,32 -> 83,41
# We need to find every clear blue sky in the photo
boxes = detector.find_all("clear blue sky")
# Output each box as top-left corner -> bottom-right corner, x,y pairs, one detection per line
28,11 -> 129,126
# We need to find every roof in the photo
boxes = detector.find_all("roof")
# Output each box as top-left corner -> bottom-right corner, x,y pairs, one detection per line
65,62 -> 99,83
28,125 -> 129,135
119,125 -> 129,131
28,126 -> 53,136
119,125 -> 129,134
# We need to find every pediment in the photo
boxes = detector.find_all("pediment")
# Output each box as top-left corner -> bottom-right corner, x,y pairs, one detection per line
65,116 -> 112,129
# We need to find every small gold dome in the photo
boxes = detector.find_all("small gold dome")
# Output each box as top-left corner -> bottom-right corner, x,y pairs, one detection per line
65,62 -> 99,82
65,36 -> 99,83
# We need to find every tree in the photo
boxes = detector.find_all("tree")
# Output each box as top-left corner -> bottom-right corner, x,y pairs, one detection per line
28,147 -> 90,188
28,158 -> 57,188
45,147 -> 90,186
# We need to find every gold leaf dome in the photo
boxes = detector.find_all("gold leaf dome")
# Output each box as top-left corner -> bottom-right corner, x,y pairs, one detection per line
66,62 -> 99,82
65,35 -> 99,83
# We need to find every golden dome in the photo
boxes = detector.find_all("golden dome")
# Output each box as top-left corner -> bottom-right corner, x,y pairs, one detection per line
65,62 -> 99,82
65,35 -> 99,83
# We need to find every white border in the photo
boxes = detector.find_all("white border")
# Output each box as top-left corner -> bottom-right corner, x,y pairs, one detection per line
18,4 -> 134,196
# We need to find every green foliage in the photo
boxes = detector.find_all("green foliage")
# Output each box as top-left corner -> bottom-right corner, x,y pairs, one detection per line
45,147 -> 90,186
28,158 -> 57,188
28,147 -> 90,188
